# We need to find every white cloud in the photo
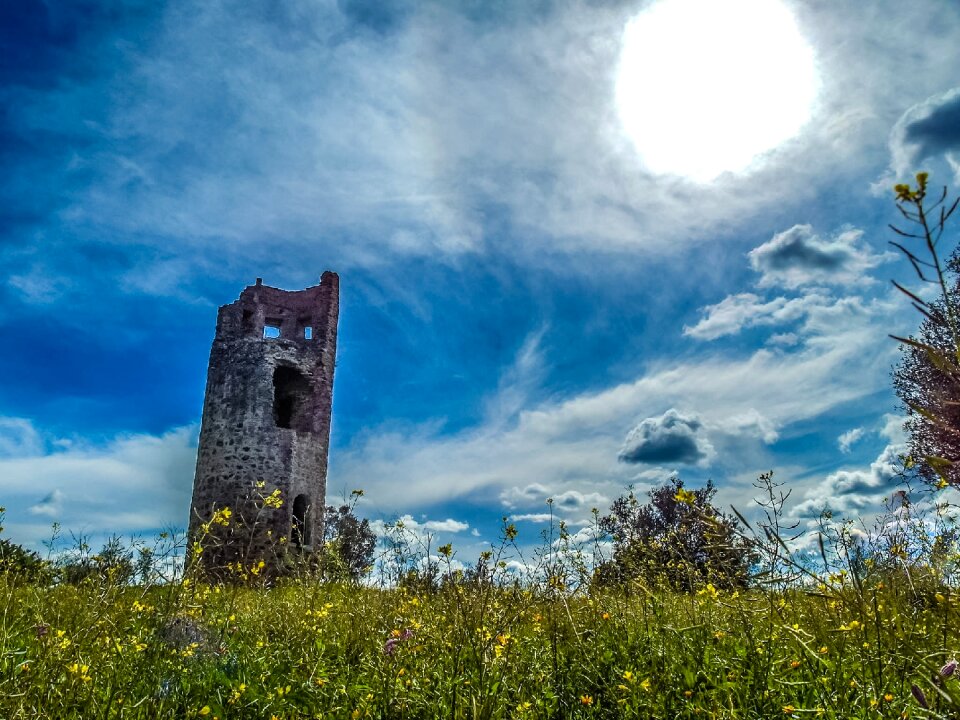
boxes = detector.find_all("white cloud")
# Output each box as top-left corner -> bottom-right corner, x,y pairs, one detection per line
889,86 -> 960,182
423,518 -> 470,533
1,426 -> 198,549
331,283 -> 904,517
684,292 -> 824,341
509,513 -> 555,524
791,443 -> 906,521
768,332 -> 800,347
7,270 -> 73,305
12,0 -> 960,302
28,489 -> 64,518
838,427 -> 864,453
716,410 -> 780,444
369,514 -> 470,539
879,414 -> 907,444
619,409 -> 714,465
748,225 -> 890,289
0,417 -> 45,457
500,484 -> 607,513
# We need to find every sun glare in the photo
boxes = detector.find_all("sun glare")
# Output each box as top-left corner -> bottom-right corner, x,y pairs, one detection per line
615,0 -> 818,182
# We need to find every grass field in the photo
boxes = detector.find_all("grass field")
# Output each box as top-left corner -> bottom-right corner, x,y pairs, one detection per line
2,527 -> 959,719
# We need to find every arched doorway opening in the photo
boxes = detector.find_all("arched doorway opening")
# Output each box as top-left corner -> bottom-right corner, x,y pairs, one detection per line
292,494 -> 311,548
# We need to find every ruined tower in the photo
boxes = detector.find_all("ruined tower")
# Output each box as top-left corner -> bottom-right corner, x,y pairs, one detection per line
189,273 -> 339,575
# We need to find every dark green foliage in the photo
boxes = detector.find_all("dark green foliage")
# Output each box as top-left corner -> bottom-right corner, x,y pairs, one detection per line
0,538 -> 48,582
59,536 -> 135,585
597,477 -> 756,591
320,504 -> 376,581
0,507 -> 50,583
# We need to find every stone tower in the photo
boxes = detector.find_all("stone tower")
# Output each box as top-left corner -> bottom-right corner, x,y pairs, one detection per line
189,273 -> 339,575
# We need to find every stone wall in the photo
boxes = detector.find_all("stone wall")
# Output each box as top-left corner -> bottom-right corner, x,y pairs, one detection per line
189,273 -> 338,576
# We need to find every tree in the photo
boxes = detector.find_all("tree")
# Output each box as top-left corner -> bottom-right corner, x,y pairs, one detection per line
597,477 -> 755,591
60,536 -> 135,585
0,506 -> 49,582
893,262 -> 960,485
890,174 -> 960,487
320,503 -> 376,581
0,538 -> 49,583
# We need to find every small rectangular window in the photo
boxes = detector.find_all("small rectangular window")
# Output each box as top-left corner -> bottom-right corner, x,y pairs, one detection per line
304,326 -> 313,340
263,324 -> 281,339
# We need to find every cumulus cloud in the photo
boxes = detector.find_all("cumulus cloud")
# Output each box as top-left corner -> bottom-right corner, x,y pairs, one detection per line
879,414 -> 907,444
890,87 -> 960,180
618,409 -> 714,465
838,427 -> 864,453
422,518 -> 471,533
748,225 -> 889,289
792,443 -> 906,520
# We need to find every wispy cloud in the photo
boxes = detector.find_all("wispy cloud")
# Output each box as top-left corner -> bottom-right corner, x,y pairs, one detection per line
684,292 -> 829,341
838,427 -> 864,454
0,423 -> 197,548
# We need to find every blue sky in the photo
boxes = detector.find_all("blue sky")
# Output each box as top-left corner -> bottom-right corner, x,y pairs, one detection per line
4,0 -> 960,564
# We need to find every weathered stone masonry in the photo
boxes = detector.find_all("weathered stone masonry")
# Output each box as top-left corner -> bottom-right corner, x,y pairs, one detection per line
189,273 -> 339,574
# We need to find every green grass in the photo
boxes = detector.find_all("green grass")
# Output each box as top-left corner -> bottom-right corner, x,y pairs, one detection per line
1,569 -> 958,719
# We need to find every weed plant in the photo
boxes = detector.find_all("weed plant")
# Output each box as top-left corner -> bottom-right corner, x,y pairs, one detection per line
2,474 -> 960,720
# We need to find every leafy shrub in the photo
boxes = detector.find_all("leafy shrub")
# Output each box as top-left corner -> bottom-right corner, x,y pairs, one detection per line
596,477 -> 756,591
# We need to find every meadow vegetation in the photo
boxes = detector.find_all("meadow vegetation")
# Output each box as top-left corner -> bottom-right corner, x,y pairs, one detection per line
2,176 -> 960,718
2,480 -> 960,720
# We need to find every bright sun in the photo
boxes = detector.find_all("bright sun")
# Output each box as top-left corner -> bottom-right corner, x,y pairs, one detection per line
615,0 -> 818,182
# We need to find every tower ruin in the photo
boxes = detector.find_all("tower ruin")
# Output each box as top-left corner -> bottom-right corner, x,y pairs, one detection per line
189,273 -> 339,576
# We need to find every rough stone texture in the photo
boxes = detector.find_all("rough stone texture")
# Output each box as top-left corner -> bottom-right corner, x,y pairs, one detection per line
188,273 -> 339,576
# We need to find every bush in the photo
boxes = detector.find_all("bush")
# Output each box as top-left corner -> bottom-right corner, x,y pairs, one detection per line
597,477 -> 756,591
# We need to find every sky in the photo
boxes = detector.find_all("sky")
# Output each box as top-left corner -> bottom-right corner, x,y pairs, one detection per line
4,0 -> 960,567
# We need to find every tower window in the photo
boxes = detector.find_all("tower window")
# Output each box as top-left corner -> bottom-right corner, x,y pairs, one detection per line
292,494 -> 311,547
263,319 -> 281,339
304,326 -> 313,340
273,365 -> 311,431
